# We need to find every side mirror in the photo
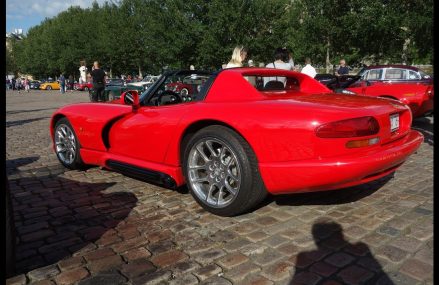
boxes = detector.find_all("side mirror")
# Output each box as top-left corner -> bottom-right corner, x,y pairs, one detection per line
120,90 -> 140,111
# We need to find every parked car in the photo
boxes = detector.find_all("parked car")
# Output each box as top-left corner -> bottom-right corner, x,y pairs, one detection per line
351,65 -> 433,87
50,68 -> 422,216
74,82 -> 93,91
40,81 -> 60,90
106,78 -> 125,87
165,75 -> 210,96
316,74 -> 434,118
29,80 -> 41,89
128,75 -> 160,89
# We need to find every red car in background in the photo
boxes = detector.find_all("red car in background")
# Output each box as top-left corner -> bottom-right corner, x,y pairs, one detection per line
343,81 -> 433,118
50,68 -> 422,216
165,75 -> 210,95
315,74 -> 434,118
74,82 -> 93,91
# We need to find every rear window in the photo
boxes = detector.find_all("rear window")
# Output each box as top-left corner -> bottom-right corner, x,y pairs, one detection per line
384,69 -> 407,80
244,75 -> 300,92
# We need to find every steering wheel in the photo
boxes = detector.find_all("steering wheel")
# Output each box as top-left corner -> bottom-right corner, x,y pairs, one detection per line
155,90 -> 182,106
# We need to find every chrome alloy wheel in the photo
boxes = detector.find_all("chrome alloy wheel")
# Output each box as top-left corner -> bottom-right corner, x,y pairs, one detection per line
188,138 -> 242,207
54,124 -> 77,165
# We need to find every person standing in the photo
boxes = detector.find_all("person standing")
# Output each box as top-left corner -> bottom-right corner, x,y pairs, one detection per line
264,47 -> 293,87
225,46 -> 248,68
337,59 -> 350,76
24,77 -> 30,92
68,75 -> 74,92
301,57 -> 317,78
16,78 -> 22,93
90,61 -> 106,102
59,74 -> 66,94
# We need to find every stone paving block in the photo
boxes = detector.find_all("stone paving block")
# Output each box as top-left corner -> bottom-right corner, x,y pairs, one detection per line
200,276 -> 233,285
261,260 -> 294,281
122,246 -> 151,262
87,255 -> 124,273
375,245 -> 409,263
309,261 -> 338,277
169,260 -> 201,276
55,267 -> 90,285
399,258 -> 433,281
337,265 -> 374,284
193,264 -> 223,281
225,261 -> 261,283
250,249 -> 284,267
289,271 -> 321,285
58,256 -> 86,271
169,273 -> 199,285
27,264 -> 60,282
187,243 -> 223,262
217,252 -> 249,269
150,249 -> 188,268
120,260 -> 156,279
77,272 -> 127,285
324,252 -> 355,268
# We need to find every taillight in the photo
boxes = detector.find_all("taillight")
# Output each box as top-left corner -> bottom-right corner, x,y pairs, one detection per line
316,116 -> 380,138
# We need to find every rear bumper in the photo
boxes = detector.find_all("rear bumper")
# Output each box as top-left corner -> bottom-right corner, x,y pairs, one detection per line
259,130 -> 423,194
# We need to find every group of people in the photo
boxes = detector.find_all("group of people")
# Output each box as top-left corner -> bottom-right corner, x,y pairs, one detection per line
224,45 -> 350,78
6,78 -> 30,93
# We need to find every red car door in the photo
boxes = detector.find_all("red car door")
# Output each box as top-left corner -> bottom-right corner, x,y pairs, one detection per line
107,104 -> 190,164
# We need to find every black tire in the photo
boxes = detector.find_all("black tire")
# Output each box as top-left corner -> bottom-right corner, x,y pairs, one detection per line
182,125 -> 267,216
46,85 -> 52,90
84,87 -> 89,91
54,118 -> 86,169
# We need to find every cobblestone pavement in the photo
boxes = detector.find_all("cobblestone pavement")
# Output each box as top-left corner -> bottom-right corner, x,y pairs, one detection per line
6,90 -> 433,285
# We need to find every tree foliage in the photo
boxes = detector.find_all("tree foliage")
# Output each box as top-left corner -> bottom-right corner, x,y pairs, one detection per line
11,0 -> 433,79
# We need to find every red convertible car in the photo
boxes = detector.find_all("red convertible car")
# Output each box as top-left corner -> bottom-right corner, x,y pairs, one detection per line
315,74 -> 434,118
74,82 -> 93,91
50,69 -> 423,216
344,81 -> 434,118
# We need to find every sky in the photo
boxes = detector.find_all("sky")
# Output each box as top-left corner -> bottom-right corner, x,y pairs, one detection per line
6,0 -> 108,34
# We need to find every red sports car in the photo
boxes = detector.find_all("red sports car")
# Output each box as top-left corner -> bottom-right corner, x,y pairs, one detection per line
344,81 -> 433,118
74,82 -> 93,91
50,69 -> 423,216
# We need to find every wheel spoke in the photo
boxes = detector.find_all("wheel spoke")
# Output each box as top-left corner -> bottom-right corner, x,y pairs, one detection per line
189,165 -> 207,171
196,144 -> 211,162
225,181 -> 237,196
217,186 -> 225,205
192,177 -> 208,183
206,141 -> 218,157
206,184 -> 215,201
227,169 -> 240,182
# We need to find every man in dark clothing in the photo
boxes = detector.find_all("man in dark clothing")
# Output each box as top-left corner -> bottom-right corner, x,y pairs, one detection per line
337,59 -> 350,76
90,61 -> 106,102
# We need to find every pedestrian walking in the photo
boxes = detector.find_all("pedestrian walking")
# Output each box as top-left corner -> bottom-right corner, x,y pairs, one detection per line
24,77 -> 30,92
59,74 -> 66,94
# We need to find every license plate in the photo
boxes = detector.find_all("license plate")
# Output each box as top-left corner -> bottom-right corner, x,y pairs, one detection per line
390,113 -> 399,132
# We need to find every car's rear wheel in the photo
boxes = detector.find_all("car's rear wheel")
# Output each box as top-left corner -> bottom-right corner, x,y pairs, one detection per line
46,86 -> 52,90
54,118 -> 86,169
84,87 -> 89,91
183,125 -> 267,216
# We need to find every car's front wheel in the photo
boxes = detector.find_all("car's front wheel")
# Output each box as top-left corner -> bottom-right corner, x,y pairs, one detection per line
46,86 -> 52,90
84,87 -> 89,91
54,118 -> 86,169
183,125 -> 267,216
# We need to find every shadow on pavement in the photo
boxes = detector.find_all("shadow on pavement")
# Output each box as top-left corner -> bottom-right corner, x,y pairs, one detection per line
412,116 -> 433,146
289,219 -> 394,284
270,173 -> 394,207
7,158 -> 138,274
6,117 -> 49,128
7,108 -> 57,115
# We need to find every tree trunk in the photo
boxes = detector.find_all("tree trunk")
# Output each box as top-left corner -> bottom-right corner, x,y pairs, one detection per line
138,65 -> 142,78
402,38 -> 410,65
110,67 -> 113,78
326,38 -> 331,74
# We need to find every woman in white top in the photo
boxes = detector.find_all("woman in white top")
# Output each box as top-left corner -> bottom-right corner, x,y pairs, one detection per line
225,46 -> 248,68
